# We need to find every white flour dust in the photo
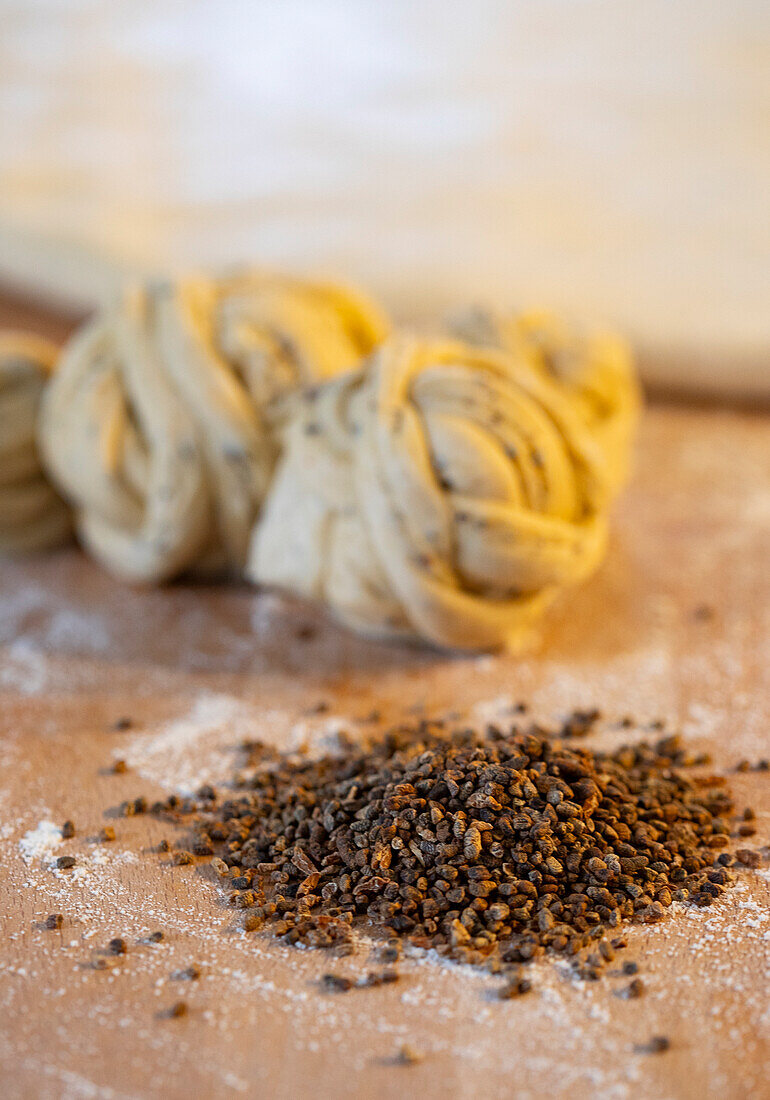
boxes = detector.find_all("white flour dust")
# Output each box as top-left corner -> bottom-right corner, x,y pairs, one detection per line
18,819 -> 62,863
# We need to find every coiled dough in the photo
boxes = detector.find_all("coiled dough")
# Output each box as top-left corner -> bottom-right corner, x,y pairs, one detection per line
450,307 -> 640,494
249,333 -> 637,650
0,333 -> 71,554
39,272 -> 388,582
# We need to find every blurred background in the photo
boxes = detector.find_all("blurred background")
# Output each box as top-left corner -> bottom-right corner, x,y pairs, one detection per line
0,0 -> 767,397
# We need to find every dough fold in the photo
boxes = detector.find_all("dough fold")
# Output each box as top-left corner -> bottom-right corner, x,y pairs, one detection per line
450,307 -> 640,493
0,333 -> 71,554
249,333 -> 637,650
39,272 -> 388,582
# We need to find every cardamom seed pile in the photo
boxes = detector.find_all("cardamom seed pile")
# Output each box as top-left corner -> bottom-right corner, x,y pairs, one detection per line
153,720 -> 761,981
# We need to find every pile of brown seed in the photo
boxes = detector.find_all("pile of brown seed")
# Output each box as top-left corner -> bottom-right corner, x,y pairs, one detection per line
151,722 -> 761,980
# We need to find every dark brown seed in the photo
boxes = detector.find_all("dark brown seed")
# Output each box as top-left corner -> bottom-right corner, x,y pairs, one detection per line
45,914 -> 63,930
147,931 -> 164,943
498,977 -> 532,999
99,826 -> 116,842
168,1001 -> 188,1018
647,1036 -> 670,1054
626,978 -> 645,998
396,1044 -> 424,1066
622,960 -> 639,975
111,717 -> 133,731
108,937 -> 127,956
61,821 -> 75,839
171,966 -> 200,981
112,759 -> 127,774
358,969 -> 399,988
736,849 -> 761,868
321,973 -> 352,993
56,856 -> 76,870
172,850 -> 195,866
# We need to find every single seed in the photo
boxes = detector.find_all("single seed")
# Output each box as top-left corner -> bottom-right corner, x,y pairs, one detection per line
45,913 -> 63,930
396,1044 -> 424,1066
56,856 -> 76,870
171,966 -> 200,981
112,759 -> 127,774
99,826 -> 116,843
61,821 -> 75,839
108,937 -> 127,956
320,973 -> 352,993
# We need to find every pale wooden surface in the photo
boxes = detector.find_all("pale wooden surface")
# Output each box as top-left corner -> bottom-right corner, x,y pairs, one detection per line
0,299 -> 769,1100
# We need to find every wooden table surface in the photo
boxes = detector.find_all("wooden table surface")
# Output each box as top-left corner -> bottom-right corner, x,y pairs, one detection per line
0,294 -> 768,1100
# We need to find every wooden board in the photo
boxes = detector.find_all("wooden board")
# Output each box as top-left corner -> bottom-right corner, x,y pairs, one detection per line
0,301 -> 769,1100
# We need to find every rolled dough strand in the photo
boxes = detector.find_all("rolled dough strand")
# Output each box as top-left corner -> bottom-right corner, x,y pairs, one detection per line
0,333 -> 72,554
450,307 -> 641,495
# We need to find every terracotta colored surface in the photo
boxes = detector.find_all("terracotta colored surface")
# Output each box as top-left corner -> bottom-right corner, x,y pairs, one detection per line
0,297 -> 768,1100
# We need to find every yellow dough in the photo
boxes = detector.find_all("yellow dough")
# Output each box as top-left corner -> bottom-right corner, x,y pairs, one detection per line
0,333 -> 71,554
450,307 -> 641,494
39,273 -> 388,582
249,333 -> 637,650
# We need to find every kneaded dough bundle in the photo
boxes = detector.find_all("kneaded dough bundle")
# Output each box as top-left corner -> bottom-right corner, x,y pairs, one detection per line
250,334 -> 636,650
0,333 -> 71,554
451,307 -> 640,493
39,272 -> 388,582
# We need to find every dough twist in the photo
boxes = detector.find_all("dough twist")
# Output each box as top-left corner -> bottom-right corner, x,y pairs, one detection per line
451,308 -> 640,493
0,333 -> 71,554
250,334 -> 634,650
39,273 -> 388,582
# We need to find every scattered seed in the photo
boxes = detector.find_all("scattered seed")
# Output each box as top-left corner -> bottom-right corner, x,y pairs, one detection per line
111,717 -> 133,732
171,966 -> 200,981
320,973 -> 352,993
99,826 -> 116,843
396,1044 -> 424,1066
44,914 -> 63,930
112,759 -> 127,774
358,969 -> 399,988
55,856 -> 76,870
108,937 -> 127,956
61,821 -> 75,839
498,976 -> 532,999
